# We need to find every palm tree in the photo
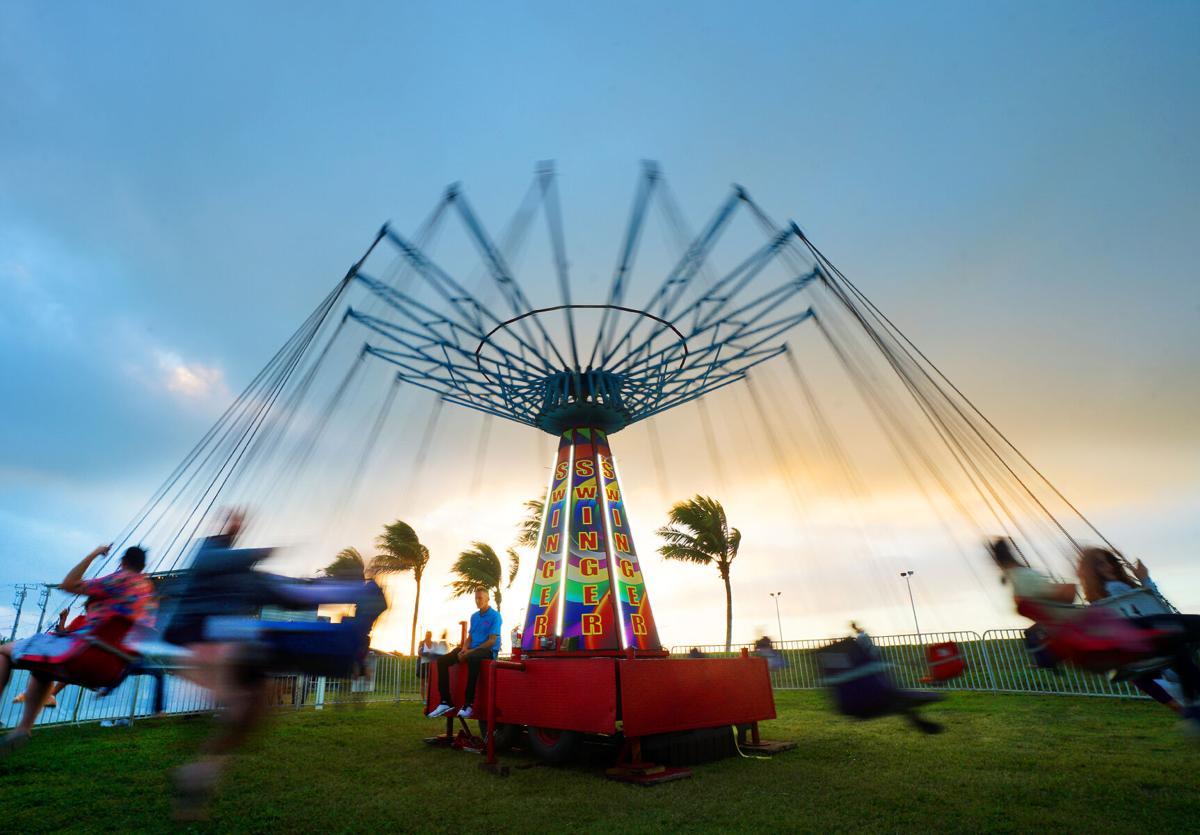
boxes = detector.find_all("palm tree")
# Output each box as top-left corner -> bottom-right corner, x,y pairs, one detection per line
322,546 -> 368,579
373,520 -> 430,655
449,543 -> 519,611
515,491 -> 546,548
656,495 -> 742,652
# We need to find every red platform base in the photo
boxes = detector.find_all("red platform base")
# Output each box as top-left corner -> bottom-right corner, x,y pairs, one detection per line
426,653 -> 779,772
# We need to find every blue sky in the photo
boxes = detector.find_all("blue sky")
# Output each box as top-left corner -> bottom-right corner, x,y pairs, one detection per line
2,2 -> 1197,646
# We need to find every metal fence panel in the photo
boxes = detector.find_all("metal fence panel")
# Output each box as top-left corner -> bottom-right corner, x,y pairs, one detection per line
0,653 -> 425,730
671,629 -> 1153,701
3,632 -> 1158,731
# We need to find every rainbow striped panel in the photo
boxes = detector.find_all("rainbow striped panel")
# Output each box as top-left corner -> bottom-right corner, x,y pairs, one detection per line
560,429 -> 620,650
521,431 -> 573,649
595,431 -> 661,650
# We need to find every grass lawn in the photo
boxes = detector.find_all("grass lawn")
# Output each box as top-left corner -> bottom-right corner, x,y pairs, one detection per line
2,691 -> 1198,833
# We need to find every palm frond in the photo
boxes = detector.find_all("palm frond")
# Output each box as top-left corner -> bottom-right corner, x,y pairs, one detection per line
515,491 -> 546,548
322,546 -> 367,579
448,542 -> 502,597
658,495 -> 741,578
372,519 -> 426,575
447,579 -> 481,598
659,543 -> 715,565
655,526 -> 704,550
664,495 -> 729,555
505,548 -> 520,589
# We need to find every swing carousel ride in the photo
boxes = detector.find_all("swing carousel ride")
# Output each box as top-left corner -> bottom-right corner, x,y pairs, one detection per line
61,161 -> 1156,773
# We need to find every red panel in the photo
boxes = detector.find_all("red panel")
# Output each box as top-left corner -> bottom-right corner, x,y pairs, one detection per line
427,658 -> 619,735
618,657 -> 776,737
492,659 -> 618,733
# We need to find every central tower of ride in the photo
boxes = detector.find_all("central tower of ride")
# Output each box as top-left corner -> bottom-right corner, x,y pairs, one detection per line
353,162 -> 820,655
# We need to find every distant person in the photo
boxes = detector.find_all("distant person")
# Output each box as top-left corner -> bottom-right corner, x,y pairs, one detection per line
417,630 -> 436,681
426,587 -> 501,720
754,634 -> 785,671
0,543 -> 156,757
417,630 -> 443,699
850,621 -> 875,653
687,647 -> 707,659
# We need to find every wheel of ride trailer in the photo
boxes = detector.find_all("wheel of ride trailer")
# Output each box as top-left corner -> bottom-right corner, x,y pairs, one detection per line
477,720 -> 521,752
526,726 -> 582,763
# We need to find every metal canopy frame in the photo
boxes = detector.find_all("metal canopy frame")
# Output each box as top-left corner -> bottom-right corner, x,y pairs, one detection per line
351,163 -> 822,435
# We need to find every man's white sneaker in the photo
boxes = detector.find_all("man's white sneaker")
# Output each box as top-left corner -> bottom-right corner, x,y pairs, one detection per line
427,702 -> 455,718
458,705 -> 475,719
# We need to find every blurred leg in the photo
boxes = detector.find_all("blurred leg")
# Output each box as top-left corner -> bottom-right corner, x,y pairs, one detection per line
1133,677 -> 1180,712
16,675 -> 53,733
0,645 -> 13,696
152,672 -> 166,715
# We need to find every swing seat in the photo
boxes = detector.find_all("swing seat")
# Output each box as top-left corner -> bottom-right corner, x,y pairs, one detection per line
1023,624 -> 1060,669
10,616 -> 138,690
1016,600 -> 1167,674
203,579 -> 387,678
204,618 -> 370,678
261,620 -> 371,678
818,638 -> 943,719
1092,587 -> 1171,620
920,641 -> 965,683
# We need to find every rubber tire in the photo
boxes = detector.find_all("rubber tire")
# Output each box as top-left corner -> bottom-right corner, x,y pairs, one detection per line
477,720 -> 520,752
526,726 -> 583,764
640,726 -> 737,766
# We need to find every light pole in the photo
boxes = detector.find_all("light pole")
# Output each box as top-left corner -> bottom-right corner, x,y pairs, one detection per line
899,571 -> 920,637
34,585 -> 50,633
9,585 -> 29,642
769,592 -> 784,643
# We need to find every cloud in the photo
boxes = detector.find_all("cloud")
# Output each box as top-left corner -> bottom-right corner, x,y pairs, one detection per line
154,349 -> 230,401
0,227 -> 233,416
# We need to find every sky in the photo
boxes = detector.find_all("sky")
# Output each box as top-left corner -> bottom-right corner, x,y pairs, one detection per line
1,1 -> 1197,651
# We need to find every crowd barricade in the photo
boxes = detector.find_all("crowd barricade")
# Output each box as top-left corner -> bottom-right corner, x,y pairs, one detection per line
671,629 -> 1153,700
2,631 -> 1159,730
0,652 -> 425,730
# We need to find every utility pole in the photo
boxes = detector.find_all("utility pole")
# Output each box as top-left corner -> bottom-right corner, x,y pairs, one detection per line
769,592 -> 784,643
900,571 -> 920,637
34,585 -> 51,633
9,585 -> 30,642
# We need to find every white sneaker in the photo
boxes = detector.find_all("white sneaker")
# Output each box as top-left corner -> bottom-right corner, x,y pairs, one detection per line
427,702 -> 455,718
459,705 -> 474,719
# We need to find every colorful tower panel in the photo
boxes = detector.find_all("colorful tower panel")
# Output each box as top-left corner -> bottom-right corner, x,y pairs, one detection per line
521,427 -> 661,653
595,431 -> 661,650
522,432 -> 573,650
561,428 -> 620,650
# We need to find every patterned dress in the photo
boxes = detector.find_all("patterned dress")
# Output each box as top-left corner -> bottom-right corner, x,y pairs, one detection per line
77,570 -> 157,632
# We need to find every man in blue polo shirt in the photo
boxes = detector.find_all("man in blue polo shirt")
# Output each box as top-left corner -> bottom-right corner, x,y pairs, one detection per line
427,587 -> 502,719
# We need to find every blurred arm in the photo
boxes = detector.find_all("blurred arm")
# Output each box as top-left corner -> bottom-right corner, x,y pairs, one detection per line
60,544 -> 110,594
